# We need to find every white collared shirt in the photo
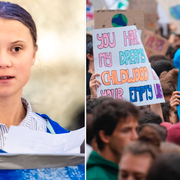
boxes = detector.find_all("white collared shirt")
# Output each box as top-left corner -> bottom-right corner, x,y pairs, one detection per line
0,97 -> 47,150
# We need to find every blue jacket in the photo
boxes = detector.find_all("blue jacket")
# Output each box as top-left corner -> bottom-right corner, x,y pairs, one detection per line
173,49 -> 180,120
37,113 -> 69,134
173,49 -> 180,69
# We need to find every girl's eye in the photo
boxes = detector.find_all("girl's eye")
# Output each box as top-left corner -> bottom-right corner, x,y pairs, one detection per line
12,47 -> 21,52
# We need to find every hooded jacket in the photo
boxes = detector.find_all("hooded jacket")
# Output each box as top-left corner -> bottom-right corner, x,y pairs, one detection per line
87,150 -> 118,180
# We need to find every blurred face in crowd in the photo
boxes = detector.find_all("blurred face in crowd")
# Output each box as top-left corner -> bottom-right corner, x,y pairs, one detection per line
119,152 -> 152,180
107,116 -> 138,155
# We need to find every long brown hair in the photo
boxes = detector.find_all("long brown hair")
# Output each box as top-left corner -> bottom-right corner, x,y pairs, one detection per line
121,126 -> 161,159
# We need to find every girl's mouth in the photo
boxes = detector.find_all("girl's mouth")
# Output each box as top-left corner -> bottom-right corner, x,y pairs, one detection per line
0,76 -> 14,79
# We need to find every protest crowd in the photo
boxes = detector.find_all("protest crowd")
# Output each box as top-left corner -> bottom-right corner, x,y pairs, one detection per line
86,0 -> 180,179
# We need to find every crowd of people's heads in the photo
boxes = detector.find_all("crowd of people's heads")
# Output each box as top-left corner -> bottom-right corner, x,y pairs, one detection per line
86,11 -> 180,179
87,96 -> 180,180
119,126 -> 161,180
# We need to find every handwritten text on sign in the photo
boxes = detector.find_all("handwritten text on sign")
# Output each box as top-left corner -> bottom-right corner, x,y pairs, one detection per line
93,26 -> 164,106
144,29 -> 169,58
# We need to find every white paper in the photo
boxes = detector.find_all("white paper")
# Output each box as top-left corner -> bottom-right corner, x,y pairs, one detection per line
4,126 -> 85,154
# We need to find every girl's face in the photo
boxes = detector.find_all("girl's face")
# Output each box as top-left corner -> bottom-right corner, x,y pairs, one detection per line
119,152 -> 152,180
0,18 -> 37,97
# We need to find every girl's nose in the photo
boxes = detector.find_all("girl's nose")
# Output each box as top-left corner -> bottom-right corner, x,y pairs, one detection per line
0,52 -> 12,68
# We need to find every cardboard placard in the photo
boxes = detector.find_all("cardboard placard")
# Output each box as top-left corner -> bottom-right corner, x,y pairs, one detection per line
143,29 -> 170,57
144,13 -> 158,32
129,0 -> 158,32
86,19 -> 94,35
94,9 -> 144,30
157,0 -> 180,34
93,26 -> 165,106
129,0 -> 157,13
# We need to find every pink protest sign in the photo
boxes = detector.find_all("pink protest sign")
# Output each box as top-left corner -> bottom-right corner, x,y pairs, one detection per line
93,26 -> 165,106
143,29 -> 170,58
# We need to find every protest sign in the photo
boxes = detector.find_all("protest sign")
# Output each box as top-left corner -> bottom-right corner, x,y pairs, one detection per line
157,0 -> 180,34
158,4 -> 171,24
129,0 -> 157,13
129,0 -> 158,32
0,154 -> 84,179
144,13 -> 157,32
143,29 -> 170,57
93,25 -> 165,106
86,19 -> 94,35
94,9 -> 144,31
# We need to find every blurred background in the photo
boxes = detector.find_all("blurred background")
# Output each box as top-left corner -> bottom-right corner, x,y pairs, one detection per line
9,0 -> 85,130
86,0 -> 172,38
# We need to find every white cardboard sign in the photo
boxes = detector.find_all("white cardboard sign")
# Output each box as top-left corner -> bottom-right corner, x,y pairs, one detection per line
93,25 -> 165,106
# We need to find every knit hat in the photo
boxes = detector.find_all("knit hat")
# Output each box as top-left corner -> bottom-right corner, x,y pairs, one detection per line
167,122 -> 180,145
160,122 -> 172,130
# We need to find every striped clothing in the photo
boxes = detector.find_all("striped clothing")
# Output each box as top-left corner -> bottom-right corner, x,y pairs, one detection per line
0,97 -> 47,150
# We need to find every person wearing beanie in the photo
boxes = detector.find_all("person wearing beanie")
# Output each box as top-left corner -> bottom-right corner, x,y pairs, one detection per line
166,122 -> 180,145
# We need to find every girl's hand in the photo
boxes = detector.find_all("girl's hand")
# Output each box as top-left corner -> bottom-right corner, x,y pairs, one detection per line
89,73 -> 101,99
170,91 -> 180,112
